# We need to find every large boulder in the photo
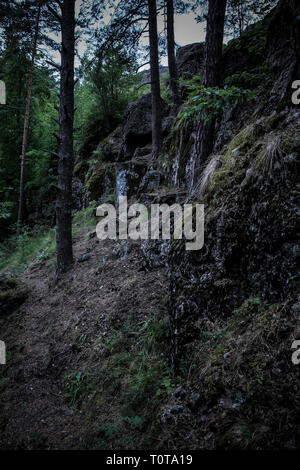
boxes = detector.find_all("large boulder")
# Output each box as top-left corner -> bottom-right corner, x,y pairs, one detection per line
99,126 -> 123,162
176,43 -> 205,78
84,161 -> 115,204
120,93 -> 170,160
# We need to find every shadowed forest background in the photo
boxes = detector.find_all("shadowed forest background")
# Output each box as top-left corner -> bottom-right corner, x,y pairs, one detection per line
0,0 -> 299,451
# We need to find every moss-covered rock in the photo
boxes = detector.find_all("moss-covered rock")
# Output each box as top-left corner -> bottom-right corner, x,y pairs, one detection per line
0,275 -> 29,316
161,294 -> 300,449
168,108 -> 300,368
84,161 -> 115,203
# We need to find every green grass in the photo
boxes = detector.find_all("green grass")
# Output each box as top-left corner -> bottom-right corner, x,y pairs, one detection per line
72,201 -> 97,237
69,307 -> 176,449
64,370 -> 87,405
0,202 -> 98,273
0,226 -> 56,273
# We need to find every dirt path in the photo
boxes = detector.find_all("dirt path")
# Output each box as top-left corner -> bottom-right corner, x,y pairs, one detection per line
0,231 -> 167,449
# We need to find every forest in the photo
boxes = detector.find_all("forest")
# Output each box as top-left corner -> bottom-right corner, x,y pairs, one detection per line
0,0 -> 299,454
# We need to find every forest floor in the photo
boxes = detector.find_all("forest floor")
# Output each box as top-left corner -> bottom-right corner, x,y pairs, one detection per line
0,218 -> 170,450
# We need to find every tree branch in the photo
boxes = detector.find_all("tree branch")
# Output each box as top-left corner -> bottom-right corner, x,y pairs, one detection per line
135,81 -> 151,91
47,5 -> 62,24
46,59 -> 61,71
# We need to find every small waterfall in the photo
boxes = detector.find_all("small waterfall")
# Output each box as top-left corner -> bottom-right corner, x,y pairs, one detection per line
115,169 -> 129,200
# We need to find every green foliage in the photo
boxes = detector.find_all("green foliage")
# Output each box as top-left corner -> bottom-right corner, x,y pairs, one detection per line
72,200 -> 97,226
77,305 -> 175,448
178,81 -> 256,124
72,201 -> 97,238
122,415 -> 144,430
0,202 -> 99,272
122,360 -> 174,415
98,422 -> 122,439
75,46 -> 143,157
226,13 -> 271,55
0,201 -> 15,220
156,377 -> 176,397
0,40 -> 58,232
137,315 -> 170,353
0,225 -> 56,272
65,370 -> 86,405
225,64 -> 270,89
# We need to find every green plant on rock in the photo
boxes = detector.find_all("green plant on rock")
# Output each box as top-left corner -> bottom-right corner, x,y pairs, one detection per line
156,377 -> 176,397
178,83 -> 256,124
225,64 -> 271,89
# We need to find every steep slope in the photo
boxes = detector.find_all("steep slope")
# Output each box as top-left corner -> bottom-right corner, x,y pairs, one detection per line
0,0 -> 299,451
0,220 -> 169,449
164,0 -> 300,449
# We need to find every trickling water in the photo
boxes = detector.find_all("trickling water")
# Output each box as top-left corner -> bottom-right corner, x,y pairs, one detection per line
115,169 -> 129,200
172,149 -> 180,187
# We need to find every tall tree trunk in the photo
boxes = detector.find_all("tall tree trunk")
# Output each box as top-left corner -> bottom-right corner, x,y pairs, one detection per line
56,0 -> 75,275
17,4 -> 41,230
166,0 -> 178,104
192,0 -> 227,188
148,0 -> 161,159
238,0 -> 244,36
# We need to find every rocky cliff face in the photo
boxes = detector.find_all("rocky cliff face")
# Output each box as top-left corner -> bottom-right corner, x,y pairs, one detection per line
164,0 -> 300,449
168,0 -> 300,368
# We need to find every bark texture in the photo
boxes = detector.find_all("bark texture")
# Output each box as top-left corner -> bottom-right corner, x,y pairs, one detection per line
56,0 -> 75,275
166,0 -> 178,104
17,4 -> 41,228
148,0 -> 161,159
192,0 -> 227,188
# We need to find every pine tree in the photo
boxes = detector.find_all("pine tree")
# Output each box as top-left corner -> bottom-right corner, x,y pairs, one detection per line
166,0 -> 178,104
54,0 -> 75,275
148,0 -> 161,159
192,0 -> 227,187
17,2 -> 42,230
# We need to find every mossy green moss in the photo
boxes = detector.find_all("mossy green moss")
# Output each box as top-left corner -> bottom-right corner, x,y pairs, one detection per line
84,162 -> 115,201
224,15 -> 270,57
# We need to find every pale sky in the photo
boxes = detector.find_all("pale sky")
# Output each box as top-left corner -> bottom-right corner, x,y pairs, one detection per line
48,1 -> 206,68
78,1 -> 206,65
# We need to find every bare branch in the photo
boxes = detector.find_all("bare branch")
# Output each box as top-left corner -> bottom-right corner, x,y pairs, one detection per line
41,149 -> 59,157
135,81 -> 151,91
47,5 -> 62,24
54,0 -> 63,10
46,60 -> 61,71
136,61 -> 150,72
